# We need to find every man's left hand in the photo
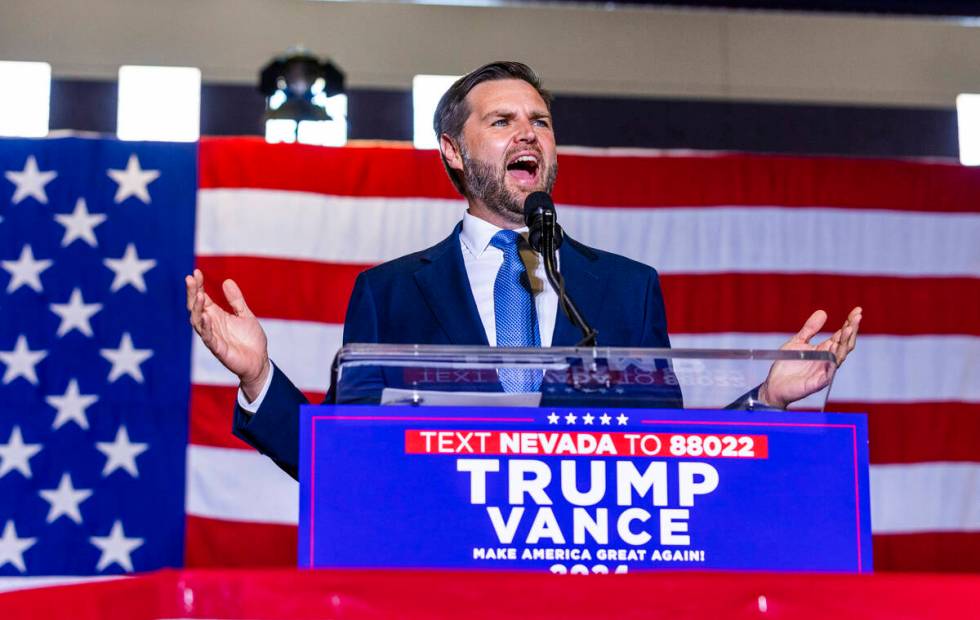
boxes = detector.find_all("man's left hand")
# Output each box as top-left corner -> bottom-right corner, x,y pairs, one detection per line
758,306 -> 863,409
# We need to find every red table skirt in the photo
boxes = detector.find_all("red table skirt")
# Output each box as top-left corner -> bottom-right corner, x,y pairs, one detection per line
0,568 -> 977,619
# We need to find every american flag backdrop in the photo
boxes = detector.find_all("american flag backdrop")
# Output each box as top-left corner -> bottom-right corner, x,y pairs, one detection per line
0,137 -> 194,585
0,135 -> 977,583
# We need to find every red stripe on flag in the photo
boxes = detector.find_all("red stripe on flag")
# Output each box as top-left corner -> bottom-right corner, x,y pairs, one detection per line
193,255 -> 980,336
195,256 -> 368,324
200,137 -> 980,212
829,402 -> 980,464
199,138 -> 458,199
189,385 -> 251,450
184,515 -> 296,567
190,384 -> 326,450
557,153 -> 980,212
661,273 -> 980,336
873,532 -> 980,572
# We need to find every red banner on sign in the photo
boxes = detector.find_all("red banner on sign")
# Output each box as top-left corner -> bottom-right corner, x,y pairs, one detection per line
405,430 -> 769,459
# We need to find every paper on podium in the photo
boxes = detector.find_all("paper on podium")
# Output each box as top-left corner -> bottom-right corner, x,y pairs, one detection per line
380,388 -> 542,407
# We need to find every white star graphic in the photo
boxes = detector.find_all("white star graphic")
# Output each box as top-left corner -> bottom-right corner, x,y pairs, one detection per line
564,412 -> 577,425
50,288 -> 102,338
616,413 -> 629,426
0,335 -> 47,385
107,154 -> 160,204
39,473 -> 93,525
4,155 -> 57,204
547,412 -> 560,425
45,379 -> 99,430
103,243 -> 156,293
2,244 -> 53,293
90,520 -> 143,573
54,198 -> 107,247
582,413 -> 595,425
0,426 -> 42,479
599,413 -> 612,425
0,521 -> 37,573
100,332 -> 153,383
96,426 -> 148,478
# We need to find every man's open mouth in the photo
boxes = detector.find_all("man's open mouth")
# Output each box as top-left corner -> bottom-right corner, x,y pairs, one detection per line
506,154 -> 540,183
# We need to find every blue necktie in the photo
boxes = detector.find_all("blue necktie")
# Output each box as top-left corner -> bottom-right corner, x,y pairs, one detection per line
490,230 -> 541,392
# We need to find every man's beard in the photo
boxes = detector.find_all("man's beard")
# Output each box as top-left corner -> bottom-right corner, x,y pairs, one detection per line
461,147 -> 557,225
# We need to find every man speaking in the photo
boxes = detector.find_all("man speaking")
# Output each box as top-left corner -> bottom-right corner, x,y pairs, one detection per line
185,61 -> 861,479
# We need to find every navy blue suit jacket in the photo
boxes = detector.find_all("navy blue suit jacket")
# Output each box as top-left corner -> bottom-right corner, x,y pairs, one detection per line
233,223 -> 671,479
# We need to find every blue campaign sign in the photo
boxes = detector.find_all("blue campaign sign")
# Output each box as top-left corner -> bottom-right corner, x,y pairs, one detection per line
299,406 -> 872,573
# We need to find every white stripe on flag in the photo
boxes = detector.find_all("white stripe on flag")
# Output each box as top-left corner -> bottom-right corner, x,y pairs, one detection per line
196,189 -> 980,277
196,190 -> 464,264
192,321 -> 980,403
186,445 -> 298,525
565,206 -> 980,277
184,445 -> 979,535
0,576 -> 121,594
671,333 -> 980,404
870,462 -> 980,534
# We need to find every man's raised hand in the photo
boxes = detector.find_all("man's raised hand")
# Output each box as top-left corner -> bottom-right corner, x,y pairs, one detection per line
758,306 -> 863,409
185,269 -> 270,401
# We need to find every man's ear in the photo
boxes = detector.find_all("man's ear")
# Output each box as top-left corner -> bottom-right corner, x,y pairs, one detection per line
440,134 -> 464,173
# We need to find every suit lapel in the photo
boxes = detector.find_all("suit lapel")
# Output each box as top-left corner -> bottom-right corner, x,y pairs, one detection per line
414,223 -> 490,345
551,238 -> 607,346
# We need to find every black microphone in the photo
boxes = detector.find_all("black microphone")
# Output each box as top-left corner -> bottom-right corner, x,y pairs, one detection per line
523,191 -> 563,253
521,192 -> 597,346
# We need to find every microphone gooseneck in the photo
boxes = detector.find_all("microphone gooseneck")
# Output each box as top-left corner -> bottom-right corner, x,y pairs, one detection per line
522,192 -> 598,347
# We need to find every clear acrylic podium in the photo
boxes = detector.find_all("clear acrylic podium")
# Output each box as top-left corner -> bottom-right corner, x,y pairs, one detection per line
332,344 -> 838,411
305,344 -> 870,573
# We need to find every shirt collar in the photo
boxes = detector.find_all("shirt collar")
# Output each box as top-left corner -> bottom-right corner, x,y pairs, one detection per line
460,210 -> 529,258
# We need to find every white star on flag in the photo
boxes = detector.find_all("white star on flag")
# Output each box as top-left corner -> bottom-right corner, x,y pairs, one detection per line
547,412 -> 560,424
582,413 -> 595,425
4,155 -> 57,204
564,412 -> 577,425
103,243 -> 156,293
2,244 -> 53,293
0,335 -> 48,385
599,413 -> 612,425
0,521 -> 37,573
54,198 -> 107,247
0,426 -> 42,479
96,426 -> 148,478
45,378 -> 99,430
50,288 -> 103,338
39,473 -> 93,525
616,413 -> 629,426
107,154 -> 160,204
89,520 -> 143,573
100,332 -> 153,383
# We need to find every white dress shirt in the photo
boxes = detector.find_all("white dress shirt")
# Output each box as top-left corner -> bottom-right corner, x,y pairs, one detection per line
239,211 -> 559,413
458,211 -> 558,347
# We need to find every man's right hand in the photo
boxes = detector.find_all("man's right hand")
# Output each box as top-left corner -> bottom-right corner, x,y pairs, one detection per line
185,268 -> 270,402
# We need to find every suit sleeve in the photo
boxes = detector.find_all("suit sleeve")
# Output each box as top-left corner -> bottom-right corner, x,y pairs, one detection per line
231,272 -> 381,480
640,268 -> 671,348
640,268 -> 684,408
232,364 -> 309,480
341,271 -> 380,345
638,266 -> 764,410
324,271 -> 385,404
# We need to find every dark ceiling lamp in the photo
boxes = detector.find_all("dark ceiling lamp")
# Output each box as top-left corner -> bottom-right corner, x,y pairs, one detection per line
259,49 -> 345,126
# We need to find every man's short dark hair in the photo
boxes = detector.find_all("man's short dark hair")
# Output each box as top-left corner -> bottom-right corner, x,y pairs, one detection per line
433,61 -> 553,195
